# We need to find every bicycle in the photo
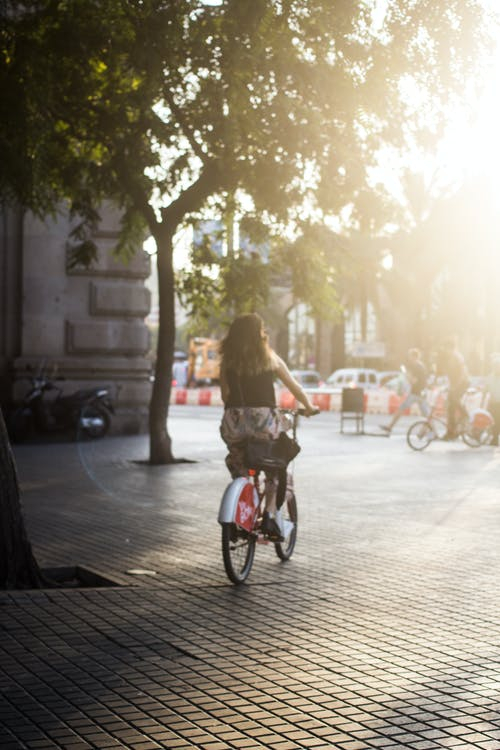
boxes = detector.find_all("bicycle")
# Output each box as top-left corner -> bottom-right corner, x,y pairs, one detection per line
217,408 -> 315,584
407,386 -> 494,451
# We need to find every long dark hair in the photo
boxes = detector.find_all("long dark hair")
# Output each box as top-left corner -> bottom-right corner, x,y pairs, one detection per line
220,313 -> 274,376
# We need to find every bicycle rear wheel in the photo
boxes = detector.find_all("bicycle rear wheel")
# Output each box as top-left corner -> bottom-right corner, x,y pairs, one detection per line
462,424 -> 493,447
407,419 -> 435,451
275,492 -> 297,561
221,524 -> 256,584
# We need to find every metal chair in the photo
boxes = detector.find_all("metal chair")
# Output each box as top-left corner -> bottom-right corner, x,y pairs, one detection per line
340,387 -> 365,434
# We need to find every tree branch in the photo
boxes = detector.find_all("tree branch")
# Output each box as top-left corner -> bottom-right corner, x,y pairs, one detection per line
163,88 -> 208,164
161,161 -> 220,230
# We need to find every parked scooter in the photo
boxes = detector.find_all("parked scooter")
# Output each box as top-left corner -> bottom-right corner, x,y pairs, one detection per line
8,367 -> 115,442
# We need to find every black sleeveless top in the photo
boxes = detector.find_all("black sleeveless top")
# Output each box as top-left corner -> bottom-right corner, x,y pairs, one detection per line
225,368 -> 276,408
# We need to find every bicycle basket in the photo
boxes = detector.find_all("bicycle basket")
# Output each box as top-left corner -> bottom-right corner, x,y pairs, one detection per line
245,433 -> 300,469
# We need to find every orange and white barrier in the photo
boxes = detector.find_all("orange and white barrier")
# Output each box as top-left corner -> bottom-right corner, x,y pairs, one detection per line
170,386 -> 409,415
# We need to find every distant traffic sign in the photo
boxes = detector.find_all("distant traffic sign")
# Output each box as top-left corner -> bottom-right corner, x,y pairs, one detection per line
349,341 -> 386,358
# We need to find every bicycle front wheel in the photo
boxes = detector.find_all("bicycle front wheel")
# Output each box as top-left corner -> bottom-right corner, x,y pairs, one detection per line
275,492 -> 297,561
407,419 -> 435,451
222,524 -> 256,584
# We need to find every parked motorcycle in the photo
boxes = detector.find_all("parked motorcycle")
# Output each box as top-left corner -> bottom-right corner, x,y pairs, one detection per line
8,370 -> 115,442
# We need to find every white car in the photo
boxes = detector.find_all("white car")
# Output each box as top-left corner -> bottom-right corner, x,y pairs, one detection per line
322,367 -> 379,391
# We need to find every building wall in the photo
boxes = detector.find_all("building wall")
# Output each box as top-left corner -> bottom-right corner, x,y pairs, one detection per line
0,203 -> 152,434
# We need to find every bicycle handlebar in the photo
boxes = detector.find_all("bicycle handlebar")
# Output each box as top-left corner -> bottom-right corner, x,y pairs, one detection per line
280,407 -> 321,417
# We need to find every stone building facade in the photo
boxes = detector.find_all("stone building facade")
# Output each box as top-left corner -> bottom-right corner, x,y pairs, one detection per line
0,203 -> 152,433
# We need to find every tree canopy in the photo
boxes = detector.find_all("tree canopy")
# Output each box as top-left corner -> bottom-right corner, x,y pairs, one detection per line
0,0 -> 492,461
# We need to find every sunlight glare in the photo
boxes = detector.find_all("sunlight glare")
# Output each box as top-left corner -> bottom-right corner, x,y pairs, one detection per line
435,5 -> 500,186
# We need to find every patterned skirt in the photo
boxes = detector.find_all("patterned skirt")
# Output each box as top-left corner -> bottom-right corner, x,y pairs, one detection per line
220,407 -> 294,502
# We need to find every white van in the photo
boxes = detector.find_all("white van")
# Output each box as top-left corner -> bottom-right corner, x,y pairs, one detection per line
323,367 -> 379,391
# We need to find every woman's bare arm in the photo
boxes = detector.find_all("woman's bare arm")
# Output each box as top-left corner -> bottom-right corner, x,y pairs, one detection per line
275,355 -> 318,415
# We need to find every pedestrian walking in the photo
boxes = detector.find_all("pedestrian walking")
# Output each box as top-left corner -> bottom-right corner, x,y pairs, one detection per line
381,348 -> 429,434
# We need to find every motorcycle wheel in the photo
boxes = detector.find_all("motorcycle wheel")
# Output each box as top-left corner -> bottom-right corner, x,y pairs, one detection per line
77,404 -> 110,439
8,408 -> 34,443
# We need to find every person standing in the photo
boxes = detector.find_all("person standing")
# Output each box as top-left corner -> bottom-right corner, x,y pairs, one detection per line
439,336 -> 469,440
219,313 -> 318,541
484,354 -> 500,446
172,357 -> 188,388
381,348 -> 429,434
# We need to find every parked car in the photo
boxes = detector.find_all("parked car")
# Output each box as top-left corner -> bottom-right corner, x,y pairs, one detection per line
289,369 -> 323,388
322,367 -> 378,391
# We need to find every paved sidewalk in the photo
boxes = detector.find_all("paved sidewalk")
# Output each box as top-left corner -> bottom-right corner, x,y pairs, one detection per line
1,408 -> 500,750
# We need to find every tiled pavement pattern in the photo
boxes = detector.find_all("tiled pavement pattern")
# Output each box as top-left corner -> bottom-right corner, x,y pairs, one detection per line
1,408 -> 500,750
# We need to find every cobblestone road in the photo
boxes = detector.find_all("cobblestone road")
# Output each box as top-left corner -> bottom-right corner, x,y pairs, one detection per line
1,408 -> 500,749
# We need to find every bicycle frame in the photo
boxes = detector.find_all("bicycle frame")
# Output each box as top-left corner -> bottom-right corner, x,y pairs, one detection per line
423,385 -> 483,428
219,408 -> 300,529
407,386 -> 493,450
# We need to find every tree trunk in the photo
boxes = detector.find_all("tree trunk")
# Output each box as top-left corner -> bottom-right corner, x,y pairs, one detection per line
0,408 -> 46,589
360,279 -> 368,343
331,321 -> 345,373
146,164 -> 223,464
149,228 -> 177,464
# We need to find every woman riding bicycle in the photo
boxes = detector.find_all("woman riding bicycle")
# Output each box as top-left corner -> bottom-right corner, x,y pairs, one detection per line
219,313 -> 317,541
